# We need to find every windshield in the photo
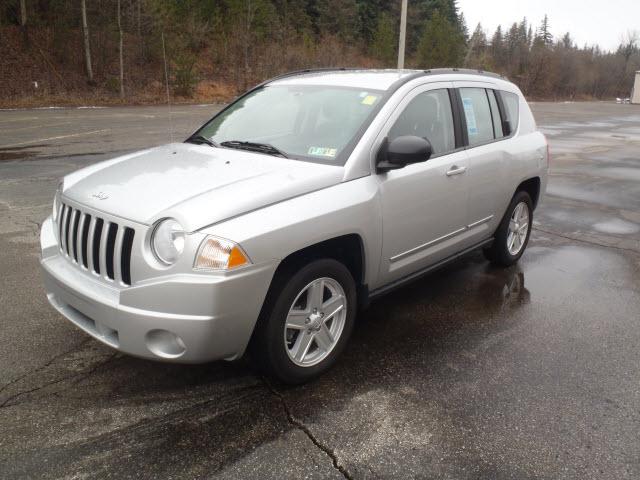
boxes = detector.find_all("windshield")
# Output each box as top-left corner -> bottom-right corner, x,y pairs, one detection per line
193,85 -> 384,165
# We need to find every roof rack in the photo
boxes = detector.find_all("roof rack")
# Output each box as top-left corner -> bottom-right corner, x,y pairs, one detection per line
263,67 -> 505,85
422,68 -> 504,79
237,67 -> 507,105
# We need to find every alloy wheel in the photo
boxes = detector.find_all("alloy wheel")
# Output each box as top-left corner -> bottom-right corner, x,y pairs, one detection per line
506,201 -> 530,256
283,277 -> 347,367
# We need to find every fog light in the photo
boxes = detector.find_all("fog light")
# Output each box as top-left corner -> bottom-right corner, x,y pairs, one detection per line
145,329 -> 186,358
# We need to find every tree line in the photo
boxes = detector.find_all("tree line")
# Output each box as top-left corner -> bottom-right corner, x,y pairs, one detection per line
1,0 -> 638,103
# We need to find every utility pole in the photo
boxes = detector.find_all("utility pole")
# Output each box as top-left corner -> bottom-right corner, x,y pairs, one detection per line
117,0 -> 124,99
19,0 -> 28,44
81,0 -> 94,84
397,0 -> 408,69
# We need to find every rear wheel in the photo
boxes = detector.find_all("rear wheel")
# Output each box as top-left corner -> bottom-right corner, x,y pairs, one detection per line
484,191 -> 533,267
253,258 -> 356,384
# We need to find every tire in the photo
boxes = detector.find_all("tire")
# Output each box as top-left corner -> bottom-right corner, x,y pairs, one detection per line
252,258 -> 357,384
483,191 -> 533,267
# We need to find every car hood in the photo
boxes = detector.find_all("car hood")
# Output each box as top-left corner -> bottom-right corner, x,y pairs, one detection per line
63,143 -> 344,231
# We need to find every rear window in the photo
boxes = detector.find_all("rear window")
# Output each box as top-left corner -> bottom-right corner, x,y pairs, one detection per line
500,91 -> 520,135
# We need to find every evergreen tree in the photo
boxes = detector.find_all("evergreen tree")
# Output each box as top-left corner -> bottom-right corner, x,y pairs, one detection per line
356,0 -> 391,43
538,14 -> 552,46
415,9 -> 465,68
465,22 -> 490,69
315,0 -> 359,42
457,11 -> 469,42
370,11 -> 397,66
490,25 -> 504,67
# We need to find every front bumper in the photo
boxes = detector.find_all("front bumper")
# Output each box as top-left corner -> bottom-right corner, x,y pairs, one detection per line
40,216 -> 276,363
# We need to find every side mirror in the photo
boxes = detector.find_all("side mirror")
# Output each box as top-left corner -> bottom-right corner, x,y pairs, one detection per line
377,135 -> 432,173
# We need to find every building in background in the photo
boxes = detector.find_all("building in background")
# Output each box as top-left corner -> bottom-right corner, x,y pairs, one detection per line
633,72 -> 640,104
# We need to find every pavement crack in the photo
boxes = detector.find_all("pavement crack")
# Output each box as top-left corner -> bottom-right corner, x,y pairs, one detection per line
0,352 -> 118,408
0,338 -> 91,396
533,226 -> 640,255
0,372 -> 85,408
262,377 -> 353,480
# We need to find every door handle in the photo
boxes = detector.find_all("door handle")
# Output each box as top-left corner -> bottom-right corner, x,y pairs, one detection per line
446,165 -> 467,176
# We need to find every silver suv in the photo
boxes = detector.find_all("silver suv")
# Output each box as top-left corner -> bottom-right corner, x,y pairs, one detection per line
41,69 -> 548,383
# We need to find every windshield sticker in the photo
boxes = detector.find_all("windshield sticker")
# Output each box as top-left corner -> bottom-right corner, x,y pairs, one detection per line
361,95 -> 378,106
308,147 -> 337,157
462,97 -> 478,136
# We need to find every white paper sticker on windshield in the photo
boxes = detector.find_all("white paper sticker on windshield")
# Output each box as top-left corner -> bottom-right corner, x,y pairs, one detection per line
308,147 -> 337,157
462,97 -> 478,136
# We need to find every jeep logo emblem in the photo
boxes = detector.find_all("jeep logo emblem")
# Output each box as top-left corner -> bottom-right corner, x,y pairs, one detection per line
91,192 -> 109,200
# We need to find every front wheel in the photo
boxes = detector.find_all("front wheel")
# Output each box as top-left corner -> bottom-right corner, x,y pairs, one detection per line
252,258 -> 357,384
484,191 -> 533,267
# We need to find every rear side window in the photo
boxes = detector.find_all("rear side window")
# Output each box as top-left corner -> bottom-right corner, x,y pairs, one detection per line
459,88 -> 494,146
388,89 -> 455,155
500,91 -> 520,135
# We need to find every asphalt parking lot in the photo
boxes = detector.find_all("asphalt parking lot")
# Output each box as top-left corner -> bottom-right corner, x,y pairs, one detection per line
1,101 -> 639,479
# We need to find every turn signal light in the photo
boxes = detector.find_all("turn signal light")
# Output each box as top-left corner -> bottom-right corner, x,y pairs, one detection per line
194,236 -> 251,271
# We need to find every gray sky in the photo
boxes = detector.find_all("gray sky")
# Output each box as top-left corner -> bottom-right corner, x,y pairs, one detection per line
457,0 -> 639,51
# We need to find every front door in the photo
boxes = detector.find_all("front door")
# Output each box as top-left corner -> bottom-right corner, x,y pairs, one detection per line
376,84 -> 469,286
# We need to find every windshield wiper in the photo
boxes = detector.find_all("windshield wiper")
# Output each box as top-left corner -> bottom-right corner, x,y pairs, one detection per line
220,140 -> 288,158
185,134 -> 219,148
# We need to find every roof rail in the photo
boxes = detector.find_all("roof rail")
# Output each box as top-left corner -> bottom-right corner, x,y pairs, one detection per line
238,67 -> 509,104
422,68 -> 504,79
263,67 -> 505,85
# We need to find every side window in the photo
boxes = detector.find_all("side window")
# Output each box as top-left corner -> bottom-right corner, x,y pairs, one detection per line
459,87 -> 494,146
500,91 -> 520,134
388,89 -> 455,156
487,90 -> 504,138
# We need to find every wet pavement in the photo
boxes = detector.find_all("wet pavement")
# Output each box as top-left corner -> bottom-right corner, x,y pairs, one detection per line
1,102 -> 639,479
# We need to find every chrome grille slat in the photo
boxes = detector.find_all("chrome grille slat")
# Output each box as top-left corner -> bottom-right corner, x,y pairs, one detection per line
64,207 -> 73,256
76,213 -> 87,267
98,221 -> 110,279
113,226 -> 125,283
70,209 -> 80,262
105,222 -> 118,280
59,205 -> 69,254
53,204 -> 135,286
86,216 -> 97,272
56,202 -> 64,242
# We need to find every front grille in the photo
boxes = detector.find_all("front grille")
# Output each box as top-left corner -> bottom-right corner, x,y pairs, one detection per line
56,202 -> 135,286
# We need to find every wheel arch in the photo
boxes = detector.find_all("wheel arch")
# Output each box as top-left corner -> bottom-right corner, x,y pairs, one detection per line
271,234 -> 366,288
515,176 -> 541,209
248,234 -> 367,355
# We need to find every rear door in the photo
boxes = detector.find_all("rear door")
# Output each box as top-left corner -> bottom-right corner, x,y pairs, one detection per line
453,82 -> 512,244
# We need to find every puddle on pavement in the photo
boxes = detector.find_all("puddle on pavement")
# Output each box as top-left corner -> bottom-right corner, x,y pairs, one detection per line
595,166 -> 640,182
593,218 -> 640,235
539,203 -> 640,237
353,244 -> 638,382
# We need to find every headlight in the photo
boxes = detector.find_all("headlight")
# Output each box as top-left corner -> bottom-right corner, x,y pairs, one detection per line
151,218 -> 185,265
194,236 -> 251,271
52,181 -> 63,222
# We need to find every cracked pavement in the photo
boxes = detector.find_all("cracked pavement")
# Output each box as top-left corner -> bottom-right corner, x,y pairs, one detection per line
1,102 -> 640,479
